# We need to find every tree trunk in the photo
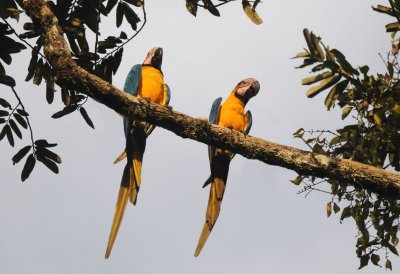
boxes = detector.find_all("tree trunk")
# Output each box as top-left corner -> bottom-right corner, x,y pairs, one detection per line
23,0 -> 400,198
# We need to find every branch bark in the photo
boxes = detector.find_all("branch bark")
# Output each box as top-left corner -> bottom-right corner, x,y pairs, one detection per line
23,0 -> 400,198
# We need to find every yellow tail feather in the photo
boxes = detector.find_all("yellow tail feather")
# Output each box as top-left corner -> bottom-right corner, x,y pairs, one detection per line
114,151 -> 127,164
194,178 -> 226,257
105,186 -> 129,259
194,223 -> 211,257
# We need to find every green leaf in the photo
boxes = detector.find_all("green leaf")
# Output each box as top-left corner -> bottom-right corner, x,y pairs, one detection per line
385,259 -> 392,270
310,33 -> 324,61
293,128 -> 304,138
203,0 -> 220,16
105,0 -> 118,14
0,98 -> 11,109
51,105 -> 78,119
330,49 -> 359,75
358,255 -> 369,270
35,139 -> 57,148
372,5 -> 395,16
21,153 -> 36,182
123,3 -> 140,30
374,111 -> 383,127
186,0 -> 198,16
305,75 -> 341,98
326,202 -> 332,217
33,58 -> 43,86
120,31 -> 127,39
5,124 -> 14,146
9,118 -> 22,139
312,143 -> 326,155
303,28 -> 316,57
301,71 -> 333,85
341,106 -> 352,120
387,243 -> 399,255
25,51 -> 38,82
0,125 -> 7,141
386,22 -> 400,32
388,62 -> 394,78
112,48 -> 123,74
16,108 -> 29,116
291,51 -> 310,59
242,0 -> 263,25
333,202 -> 340,214
324,80 -> 349,110
359,65 -> 369,74
80,107 -> 95,129
46,75 -> 55,104
13,113 -> 27,129
371,254 -> 380,266
12,145 -> 31,164
290,175 -> 303,185
0,110 -> 9,117
37,155 -> 59,174
36,146 -> 62,164
116,2 -> 124,27
340,206 -> 351,223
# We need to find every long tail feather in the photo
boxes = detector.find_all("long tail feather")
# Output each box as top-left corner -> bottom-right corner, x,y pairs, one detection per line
194,177 -> 226,257
129,138 -> 144,204
105,165 -> 130,258
195,152 -> 230,257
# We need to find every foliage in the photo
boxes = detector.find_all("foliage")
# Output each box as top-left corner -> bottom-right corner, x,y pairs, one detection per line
0,0 -> 263,181
293,3 -> 400,270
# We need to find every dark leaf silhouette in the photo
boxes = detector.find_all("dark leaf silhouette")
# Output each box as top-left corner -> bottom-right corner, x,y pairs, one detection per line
21,153 -> 36,182
12,145 -> 31,164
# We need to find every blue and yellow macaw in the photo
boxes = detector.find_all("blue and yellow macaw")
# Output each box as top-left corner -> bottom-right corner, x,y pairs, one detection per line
105,47 -> 171,259
194,78 -> 260,257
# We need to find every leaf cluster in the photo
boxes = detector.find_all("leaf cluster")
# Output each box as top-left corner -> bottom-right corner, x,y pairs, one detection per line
185,0 -> 263,25
293,23 -> 400,270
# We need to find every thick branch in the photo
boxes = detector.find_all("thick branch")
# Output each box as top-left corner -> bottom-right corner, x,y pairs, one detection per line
23,0 -> 400,198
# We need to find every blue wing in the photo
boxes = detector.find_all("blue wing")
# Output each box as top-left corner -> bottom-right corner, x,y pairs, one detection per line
209,97 -> 222,124
123,64 -> 142,96
123,64 -> 142,137
244,110 -> 252,135
208,97 -> 222,163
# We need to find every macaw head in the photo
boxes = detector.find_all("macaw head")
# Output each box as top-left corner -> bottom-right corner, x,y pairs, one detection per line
143,47 -> 163,70
234,78 -> 260,104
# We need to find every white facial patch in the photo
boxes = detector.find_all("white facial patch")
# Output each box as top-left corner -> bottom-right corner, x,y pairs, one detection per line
143,47 -> 158,65
236,78 -> 257,96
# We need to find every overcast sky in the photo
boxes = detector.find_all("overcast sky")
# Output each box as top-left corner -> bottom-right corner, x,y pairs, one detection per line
0,0 -> 397,273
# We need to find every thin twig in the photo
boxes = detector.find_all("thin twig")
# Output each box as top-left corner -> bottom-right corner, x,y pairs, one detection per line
11,87 -> 35,153
94,0 -> 101,71
97,2 -> 147,63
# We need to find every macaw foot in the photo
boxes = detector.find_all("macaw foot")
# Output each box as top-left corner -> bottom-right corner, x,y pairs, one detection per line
165,105 -> 173,111
143,97 -> 152,104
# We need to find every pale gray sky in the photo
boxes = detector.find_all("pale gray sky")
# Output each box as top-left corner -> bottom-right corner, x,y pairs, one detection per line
0,1 -> 396,273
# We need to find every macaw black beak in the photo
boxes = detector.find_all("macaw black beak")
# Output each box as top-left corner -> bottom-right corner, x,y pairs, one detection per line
250,81 -> 260,97
152,47 -> 163,70
155,48 -> 163,60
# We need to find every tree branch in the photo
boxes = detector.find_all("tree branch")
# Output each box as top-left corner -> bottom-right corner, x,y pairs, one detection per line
23,0 -> 400,199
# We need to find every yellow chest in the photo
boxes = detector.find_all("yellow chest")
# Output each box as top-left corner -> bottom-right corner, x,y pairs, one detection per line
138,66 -> 164,105
218,94 -> 245,132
